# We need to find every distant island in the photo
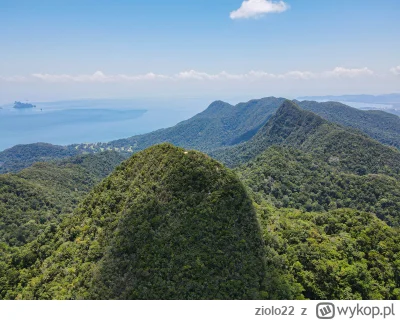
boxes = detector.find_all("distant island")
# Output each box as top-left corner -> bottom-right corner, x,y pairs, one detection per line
13,101 -> 36,109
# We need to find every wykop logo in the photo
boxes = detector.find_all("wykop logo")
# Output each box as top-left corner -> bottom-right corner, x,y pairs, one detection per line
317,303 -> 336,319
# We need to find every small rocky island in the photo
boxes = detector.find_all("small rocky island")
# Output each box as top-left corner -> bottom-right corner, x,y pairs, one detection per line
13,101 -> 36,109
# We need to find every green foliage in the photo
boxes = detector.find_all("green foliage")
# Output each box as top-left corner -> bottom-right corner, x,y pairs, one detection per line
2,97 -> 400,301
213,101 -> 400,177
237,146 -> 400,227
0,152 -> 125,246
4,144 -> 265,300
0,143 -> 79,174
257,206 -> 400,300
298,100 -> 400,149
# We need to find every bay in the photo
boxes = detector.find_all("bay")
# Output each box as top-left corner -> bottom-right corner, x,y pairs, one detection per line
0,98 -> 203,151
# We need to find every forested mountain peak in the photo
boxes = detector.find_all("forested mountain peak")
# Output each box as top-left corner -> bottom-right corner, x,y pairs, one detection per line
257,99 -> 328,142
14,143 -> 266,299
267,99 -> 322,126
200,100 -> 233,116
210,100 -> 329,166
276,99 -> 301,113
274,99 -> 325,122
212,101 -> 400,176
99,97 -> 286,154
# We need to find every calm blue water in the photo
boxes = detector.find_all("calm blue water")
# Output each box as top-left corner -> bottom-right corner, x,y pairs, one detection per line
0,99 -> 204,151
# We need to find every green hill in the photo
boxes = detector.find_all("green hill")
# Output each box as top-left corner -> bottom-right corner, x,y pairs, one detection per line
213,100 -> 400,177
1,144 -> 399,300
0,143 -> 80,174
0,152 -> 125,247
8,144 -> 265,300
298,100 -> 400,149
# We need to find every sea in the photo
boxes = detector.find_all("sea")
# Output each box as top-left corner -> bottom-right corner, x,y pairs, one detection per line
0,98 -> 206,151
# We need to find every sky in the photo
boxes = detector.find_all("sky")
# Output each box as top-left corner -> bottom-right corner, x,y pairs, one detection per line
0,0 -> 399,104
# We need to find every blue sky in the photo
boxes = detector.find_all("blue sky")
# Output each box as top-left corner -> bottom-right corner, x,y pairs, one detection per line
0,0 -> 399,103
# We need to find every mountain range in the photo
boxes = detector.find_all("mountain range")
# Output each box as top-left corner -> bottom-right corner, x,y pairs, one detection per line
2,97 -> 400,174
212,101 -> 400,174
1,97 -> 399,300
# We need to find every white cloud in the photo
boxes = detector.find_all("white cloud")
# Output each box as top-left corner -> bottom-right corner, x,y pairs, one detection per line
390,66 -> 400,75
230,0 -> 290,20
175,70 -> 222,80
31,71 -> 170,83
246,70 -> 276,78
175,70 -> 312,80
323,67 -> 374,78
175,68 -> 372,81
0,67 -> 377,84
175,70 -> 247,80
280,71 -> 317,80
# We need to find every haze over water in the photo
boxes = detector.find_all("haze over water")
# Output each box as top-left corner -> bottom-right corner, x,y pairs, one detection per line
0,98 -> 204,151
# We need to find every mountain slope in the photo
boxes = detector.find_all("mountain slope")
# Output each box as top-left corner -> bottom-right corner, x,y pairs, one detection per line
12,144 -> 266,300
212,100 -> 400,176
298,100 -> 400,149
1,144 -> 399,300
73,97 -> 286,154
0,151 -> 125,246
259,206 -> 400,300
0,143 -> 80,174
236,146 -> 400,227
